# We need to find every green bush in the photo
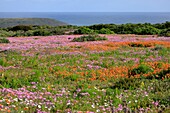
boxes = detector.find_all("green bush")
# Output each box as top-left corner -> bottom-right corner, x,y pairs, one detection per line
147,68 -> 170,79
152,45 -> 165,51
74,27 -> 94,34
133,26 -> 161,35
9,25 -> 33,31
0,30 -> 15,37
0,37 -> 10,43
129,43 -> 144,47
72,35 -> 107,42
165,31 -> 170,37
33,30 -> 51,36
111,78 -> 142,90
129,64 -> 153,76
97,28 -> 115,34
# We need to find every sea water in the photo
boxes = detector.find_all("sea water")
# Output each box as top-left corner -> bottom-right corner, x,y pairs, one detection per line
0,12 -> 170,26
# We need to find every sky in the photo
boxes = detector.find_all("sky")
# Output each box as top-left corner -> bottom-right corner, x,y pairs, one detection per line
0,0 -> 170,12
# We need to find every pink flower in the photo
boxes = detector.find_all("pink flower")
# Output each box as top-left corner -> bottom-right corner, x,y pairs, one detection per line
117,104 -> 123,111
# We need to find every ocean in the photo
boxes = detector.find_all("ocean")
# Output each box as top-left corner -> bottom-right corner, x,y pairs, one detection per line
0,12 -> 170,26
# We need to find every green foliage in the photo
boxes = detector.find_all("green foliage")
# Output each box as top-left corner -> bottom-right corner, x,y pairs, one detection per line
153,45 -> 165,51
147,68 -> 170,79
9,25 -> 33,31
129,43 -> 144,47
111,78 -> 142,90
0,37 -> 10,43
165,31 -> 170,37
74,27 -> 94,34
133,26 -> 161,35
33,29 -> 51,36
0,58 -> 7,66
81,22 -> 169,36
129,64 -> 153,76
65,74 -> 80,81
97,28 -> 115,34
72,35 -> 107,42
0,21 -> 169,37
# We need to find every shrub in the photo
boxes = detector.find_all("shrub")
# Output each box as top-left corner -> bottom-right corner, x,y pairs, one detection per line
111,78 -> 142,90
165,31 -> 170,37
97,28 -> 115,34
72,35 -> 107,42
128,42 -> 152,47
0,30 -> 15,37
74,27 -> 94,34
129,64 -> 153,76
33,30 -> 51,36
25,30 -> 34,36
9,25 -> 33,31
147,68 -> 170,79
152,45 -> 165,51
0,37 -> 10,43
133,26 -> 161,35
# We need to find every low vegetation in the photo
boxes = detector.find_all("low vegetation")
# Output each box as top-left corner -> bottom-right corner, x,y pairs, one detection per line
0,37 -> 10,43
0,21 -> 169,37
0,37 -> 170,112
72,35 -> 107,42
74,21 -> 170,36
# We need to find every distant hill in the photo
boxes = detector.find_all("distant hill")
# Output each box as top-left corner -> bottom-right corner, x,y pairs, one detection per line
0,18 -> 68,28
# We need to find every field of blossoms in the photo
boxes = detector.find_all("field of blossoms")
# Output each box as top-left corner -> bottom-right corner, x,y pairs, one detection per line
0,34 -> 170,113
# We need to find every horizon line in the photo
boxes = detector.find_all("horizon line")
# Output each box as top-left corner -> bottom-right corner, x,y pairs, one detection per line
0,11 -> 170,13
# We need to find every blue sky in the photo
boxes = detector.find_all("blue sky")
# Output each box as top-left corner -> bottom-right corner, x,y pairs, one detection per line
0,0 -> 170,12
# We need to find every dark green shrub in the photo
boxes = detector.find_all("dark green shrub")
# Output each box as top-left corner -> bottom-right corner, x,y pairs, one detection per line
165,31 -> 170,37
51,28 -> 65,35
147,68 -> 170,79
72,35 -> 107,42
33,29 -> 51,36
0,37 -> 10,43
111,78 -> 142,90
129,43 -> 144,47
129,64 -> 153,76
9,25 -> 33,31
64,74 -> 80,81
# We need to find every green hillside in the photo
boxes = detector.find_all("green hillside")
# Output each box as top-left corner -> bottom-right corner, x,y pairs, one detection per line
0,18 -> 68,28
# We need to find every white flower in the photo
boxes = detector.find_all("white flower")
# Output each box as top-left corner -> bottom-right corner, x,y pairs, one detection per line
12,105 -> 16,107
135,100 -> 138,103
96,109 -> 100,112
38,105 -> 41,108
94,87 -> 98,89
91,104 -> 95,108
48,107 -> 51,111
29,100 -> 33,103
13,98 -> 18,102
104,103 -> 108,106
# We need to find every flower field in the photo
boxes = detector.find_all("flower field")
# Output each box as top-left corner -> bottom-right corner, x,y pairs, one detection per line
0,35 -> 170,113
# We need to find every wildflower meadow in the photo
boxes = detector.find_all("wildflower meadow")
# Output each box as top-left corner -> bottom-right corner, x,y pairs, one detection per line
0,34 -> 170,113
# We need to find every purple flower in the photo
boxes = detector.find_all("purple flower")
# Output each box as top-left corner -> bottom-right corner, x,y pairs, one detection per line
152,101 -> 159,106
117,104 -> 123,111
